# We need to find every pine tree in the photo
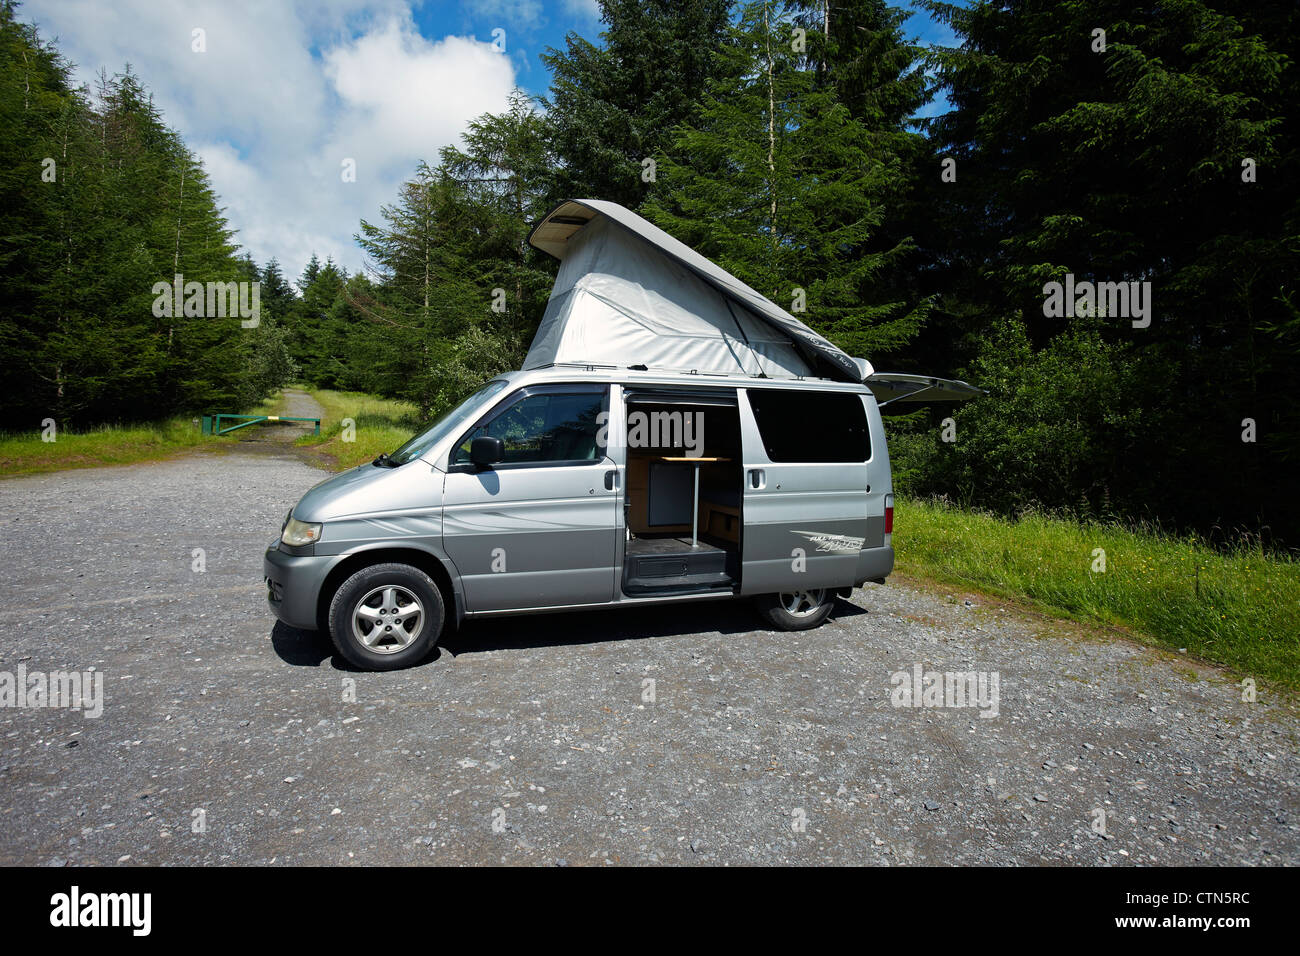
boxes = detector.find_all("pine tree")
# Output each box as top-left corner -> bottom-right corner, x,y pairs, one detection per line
437,89 -> 557,349
645,0 -> 926,359
291,258 -> 346,387
542,0 -> 733,208
0,4 -> 89,424
918,0 -> 1299,532
353,162 -> 473,413
259,258 -> 295,321
0,17 -> 254,426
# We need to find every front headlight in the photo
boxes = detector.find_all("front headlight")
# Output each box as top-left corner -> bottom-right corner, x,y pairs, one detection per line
281,515 -> 323,547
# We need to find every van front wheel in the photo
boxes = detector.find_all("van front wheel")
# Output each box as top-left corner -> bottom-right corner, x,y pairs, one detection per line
328,563 -> 444,670
755,589 -> 834,630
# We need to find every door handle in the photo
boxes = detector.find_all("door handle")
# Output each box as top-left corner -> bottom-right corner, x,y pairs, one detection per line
604,469 -> 619,491
749,468 -> 766,490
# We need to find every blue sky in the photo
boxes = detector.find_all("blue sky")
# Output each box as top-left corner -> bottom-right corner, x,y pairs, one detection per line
24,0 -> 960,277
416,1 -> 960,100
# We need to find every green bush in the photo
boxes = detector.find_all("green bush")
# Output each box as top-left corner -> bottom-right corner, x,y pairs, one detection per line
893,317 -> 1175,522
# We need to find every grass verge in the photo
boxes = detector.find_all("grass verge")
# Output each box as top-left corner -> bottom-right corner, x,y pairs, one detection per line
292,388 -> 421,470
0,391 -> 313,476
894,497 -> 1300,690
0,418 -> 207,476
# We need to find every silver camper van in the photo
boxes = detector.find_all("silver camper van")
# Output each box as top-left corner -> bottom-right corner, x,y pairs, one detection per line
264,200 -> 978,670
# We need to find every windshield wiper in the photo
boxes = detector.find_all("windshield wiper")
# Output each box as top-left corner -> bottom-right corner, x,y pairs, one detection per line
372,452 -> 393,467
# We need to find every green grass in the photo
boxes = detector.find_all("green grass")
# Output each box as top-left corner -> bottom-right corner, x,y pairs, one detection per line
292,387 -> 421,470
894,496 -> 1300,690
0,418 -> 207,475
0,386 -> 419,476
245,391 -> 286,416
0,390 -> 308,476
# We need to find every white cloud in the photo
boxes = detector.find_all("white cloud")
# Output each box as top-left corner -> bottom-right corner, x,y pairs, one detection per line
24,0 -> 517,279
561,0 -> 601,20
472,0 -> 546,32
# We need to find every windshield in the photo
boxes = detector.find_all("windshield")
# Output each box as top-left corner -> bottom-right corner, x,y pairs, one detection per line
385,380 -> 510,466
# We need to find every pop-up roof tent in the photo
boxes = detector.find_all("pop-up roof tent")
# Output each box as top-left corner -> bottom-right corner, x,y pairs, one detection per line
526,199 -> 983,406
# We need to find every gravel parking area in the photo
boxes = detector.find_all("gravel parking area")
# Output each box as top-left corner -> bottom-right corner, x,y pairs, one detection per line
0,442 -> 1296,866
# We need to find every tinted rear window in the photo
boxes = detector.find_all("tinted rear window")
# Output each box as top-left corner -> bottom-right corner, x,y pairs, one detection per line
748,389 -> 870,463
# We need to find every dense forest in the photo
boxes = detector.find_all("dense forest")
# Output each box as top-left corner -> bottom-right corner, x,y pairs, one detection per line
1,0 -> 1297,544
0,4 -> 294,423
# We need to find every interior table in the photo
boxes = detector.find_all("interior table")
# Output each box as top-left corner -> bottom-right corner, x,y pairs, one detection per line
658,457 -> 731,547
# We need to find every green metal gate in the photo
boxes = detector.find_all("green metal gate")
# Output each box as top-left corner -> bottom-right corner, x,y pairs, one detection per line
202,414 -> 321,436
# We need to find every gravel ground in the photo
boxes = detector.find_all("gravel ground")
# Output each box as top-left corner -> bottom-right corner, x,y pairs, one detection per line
0,428 -> 1296,866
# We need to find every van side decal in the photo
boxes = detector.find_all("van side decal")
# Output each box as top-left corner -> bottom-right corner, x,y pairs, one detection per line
790,531 -> 866,553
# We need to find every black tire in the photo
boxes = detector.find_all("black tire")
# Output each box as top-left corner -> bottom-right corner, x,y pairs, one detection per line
754,588 -> 835,630
327,562 -> 444,670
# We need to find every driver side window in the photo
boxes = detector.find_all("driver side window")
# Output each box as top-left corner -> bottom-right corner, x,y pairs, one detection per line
452,388 -> 607,466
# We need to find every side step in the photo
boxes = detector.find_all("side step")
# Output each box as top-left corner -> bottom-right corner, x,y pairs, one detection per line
623,544 -> 735,594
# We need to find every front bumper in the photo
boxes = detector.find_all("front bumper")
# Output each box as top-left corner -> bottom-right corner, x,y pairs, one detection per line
263,538 -> 334,631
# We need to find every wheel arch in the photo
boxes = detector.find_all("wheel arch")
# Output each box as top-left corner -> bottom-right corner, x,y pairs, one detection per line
315,546 -> 463,632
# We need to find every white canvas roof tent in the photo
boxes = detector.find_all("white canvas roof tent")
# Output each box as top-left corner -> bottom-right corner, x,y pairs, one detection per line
525,199 -> 983,405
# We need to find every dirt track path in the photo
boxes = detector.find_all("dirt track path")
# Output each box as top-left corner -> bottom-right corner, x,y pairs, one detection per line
227,387 -> 324,452
0,434 -> 1296,866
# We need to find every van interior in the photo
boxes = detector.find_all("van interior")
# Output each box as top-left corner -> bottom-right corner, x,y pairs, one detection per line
621,391 -> 743,595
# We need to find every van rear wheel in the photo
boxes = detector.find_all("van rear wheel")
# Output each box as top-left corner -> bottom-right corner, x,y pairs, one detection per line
755,588 -> 834,630
328,563 -> 444,670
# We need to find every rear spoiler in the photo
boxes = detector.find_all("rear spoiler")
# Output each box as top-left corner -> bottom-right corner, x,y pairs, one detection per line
865,372 -> 986,409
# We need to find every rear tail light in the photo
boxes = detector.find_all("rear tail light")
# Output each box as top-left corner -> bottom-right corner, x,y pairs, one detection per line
884,494 -> 894,534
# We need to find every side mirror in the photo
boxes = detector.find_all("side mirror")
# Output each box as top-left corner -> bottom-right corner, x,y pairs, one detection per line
470,435 -> 504,468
